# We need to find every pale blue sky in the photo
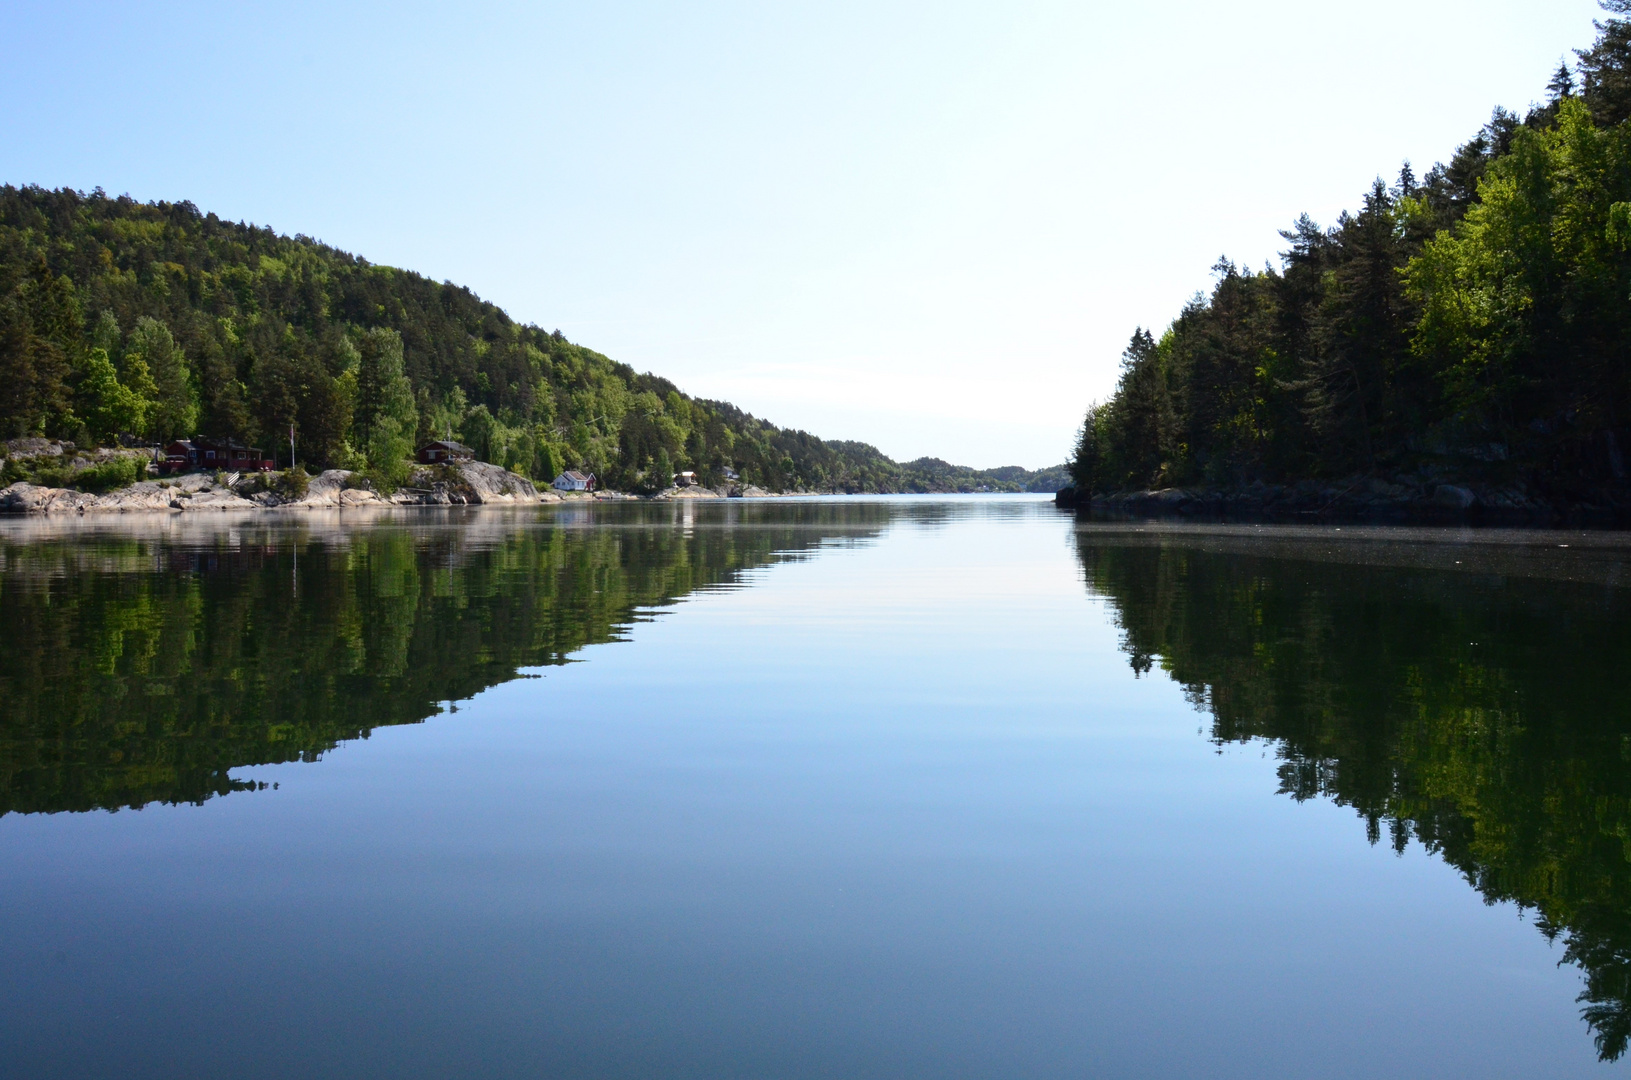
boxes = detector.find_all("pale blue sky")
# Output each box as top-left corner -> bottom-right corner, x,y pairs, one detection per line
1,0 -> 1604,467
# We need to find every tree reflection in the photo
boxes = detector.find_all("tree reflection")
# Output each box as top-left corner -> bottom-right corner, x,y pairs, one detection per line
0,503 -> 890,816
1074,526 -> 1631,1060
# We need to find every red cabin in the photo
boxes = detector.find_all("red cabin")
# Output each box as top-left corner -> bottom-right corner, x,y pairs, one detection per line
160,437 -> 274,474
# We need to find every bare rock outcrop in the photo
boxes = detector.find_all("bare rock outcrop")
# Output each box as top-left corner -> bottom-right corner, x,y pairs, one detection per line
1,459 -> 558,515
0,484 -> 100,514
0,478 -> 259,514
446,460 -> 550,503
655,485 -> 725,500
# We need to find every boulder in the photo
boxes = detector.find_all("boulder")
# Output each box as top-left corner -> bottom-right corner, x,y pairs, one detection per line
4,438 -> 70,458
0,483 -> 96,513
454,460 -> 544,503
285,470 -> 354,507
1433,484 -> 1478,511
176,489 -> 258,511
657,485 -> 724,500
85,482 -> 185,513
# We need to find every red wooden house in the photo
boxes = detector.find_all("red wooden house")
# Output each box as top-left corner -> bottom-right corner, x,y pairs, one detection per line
160,438 -> 274,475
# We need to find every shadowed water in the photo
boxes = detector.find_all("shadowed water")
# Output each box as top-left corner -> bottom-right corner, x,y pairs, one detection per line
1,500 -> 1628,1077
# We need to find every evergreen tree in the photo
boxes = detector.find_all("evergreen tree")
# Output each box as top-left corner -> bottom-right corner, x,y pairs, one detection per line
1307,180 -> 1412,467
1579,0 -> 1631,126
0,295 -> 39,438
1549,60 -> 1577,103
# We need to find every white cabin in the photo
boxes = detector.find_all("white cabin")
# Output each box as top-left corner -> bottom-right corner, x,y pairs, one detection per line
552,470 -> 596,492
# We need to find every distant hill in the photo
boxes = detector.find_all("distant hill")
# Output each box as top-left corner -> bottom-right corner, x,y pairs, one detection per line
0,186 -> 1063,493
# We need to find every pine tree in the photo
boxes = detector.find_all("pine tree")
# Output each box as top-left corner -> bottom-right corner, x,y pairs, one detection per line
1578,0 -> 1631,125
0,295 -> 38,438
1549,60 -> 1577,103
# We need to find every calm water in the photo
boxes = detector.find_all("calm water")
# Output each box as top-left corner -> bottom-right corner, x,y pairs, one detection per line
2,498 -> 1630,1078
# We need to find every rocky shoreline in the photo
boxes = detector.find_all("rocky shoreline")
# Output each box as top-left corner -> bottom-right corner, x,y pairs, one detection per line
0,460 -> 785,516
0,460 -> 552,515
1054,474 -> 1630,525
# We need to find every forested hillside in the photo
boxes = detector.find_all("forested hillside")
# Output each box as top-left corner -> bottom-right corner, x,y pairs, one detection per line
0,187 -> 1059,493
1071,4 -> 1631,510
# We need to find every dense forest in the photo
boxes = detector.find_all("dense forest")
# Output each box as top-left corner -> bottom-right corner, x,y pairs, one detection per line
0,187 -> 1060,494
1070,5 -> 1631,509
0,502 -> 892,814
1075,531 -> 1631,1061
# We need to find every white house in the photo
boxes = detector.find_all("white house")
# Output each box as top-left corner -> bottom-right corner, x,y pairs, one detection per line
552,470 -> 596,492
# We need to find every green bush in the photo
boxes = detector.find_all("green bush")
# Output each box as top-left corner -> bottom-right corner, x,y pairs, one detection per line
72,457 -> 142,493
358,462 -> 411,495
273,468 -> 310,499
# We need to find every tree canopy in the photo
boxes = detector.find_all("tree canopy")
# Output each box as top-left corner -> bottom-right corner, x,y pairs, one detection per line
0,188 -> 1060,493
1071,7 -> 1631,508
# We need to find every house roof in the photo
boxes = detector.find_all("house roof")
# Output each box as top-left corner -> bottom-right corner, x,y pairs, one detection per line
193,436 -> 263,453
420,440 -> 474,453
558,470 -> 593,482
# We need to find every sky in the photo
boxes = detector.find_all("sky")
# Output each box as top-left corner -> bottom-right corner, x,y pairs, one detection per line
0,0 -> 1607,469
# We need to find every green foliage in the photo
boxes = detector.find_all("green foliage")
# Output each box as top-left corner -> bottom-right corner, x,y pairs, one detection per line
651,446 -> 674,492
1072,13 -> 1631,502
1578,0 -> 1631,126
71,456 -> 142,492
3,453 -> 150,492
1408,99 -> 1631,434
351,327 -> 415,486
273,467 -> 309,500
0,186 -> 1062,491
0,264 -> 79,439
125,315 -> 196,441
76,347 -> 150,441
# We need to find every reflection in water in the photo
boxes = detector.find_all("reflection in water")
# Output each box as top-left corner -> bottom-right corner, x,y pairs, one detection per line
0,502 -> 893,816
1074,525 -> 1631,1061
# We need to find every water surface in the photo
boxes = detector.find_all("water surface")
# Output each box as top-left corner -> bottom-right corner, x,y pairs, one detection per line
2,499 -> 1628,1077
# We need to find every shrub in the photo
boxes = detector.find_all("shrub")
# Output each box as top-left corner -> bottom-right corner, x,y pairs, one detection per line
358,463 -> 409,495
273,468 -> 310,500
72,457 -> 142,493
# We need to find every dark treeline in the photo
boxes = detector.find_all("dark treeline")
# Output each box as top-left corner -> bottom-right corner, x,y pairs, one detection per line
0,187 -> 1060,493
0,503 -> 893,815
1075,530 -> 1631,1061
1072,5 -> 1631,508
